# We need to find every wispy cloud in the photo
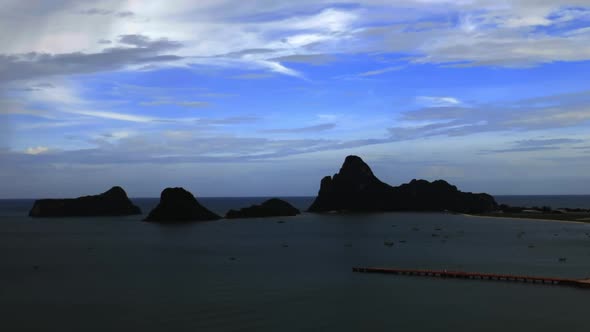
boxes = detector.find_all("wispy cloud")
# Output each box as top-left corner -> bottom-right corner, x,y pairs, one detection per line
358,66 -> 404,77
25,146 -> 50,155
416,96 -> 462,107
0,100 -> 55,119
270,54 -> 337,65
484,138 -> 585,153
140,100 -> 210,108
78,8 -> 135,18
60,109 -> 158,123
262,123 -> 336,133
390,90 -> 590,140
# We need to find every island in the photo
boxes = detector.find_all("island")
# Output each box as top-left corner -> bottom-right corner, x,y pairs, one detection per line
144,187 -> 221,222
225,198 -> 300,219
308,155 -> 497,213
29,186 -> 141,218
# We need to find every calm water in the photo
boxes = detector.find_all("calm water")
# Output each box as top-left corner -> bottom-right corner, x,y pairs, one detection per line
1,196 -> 590,331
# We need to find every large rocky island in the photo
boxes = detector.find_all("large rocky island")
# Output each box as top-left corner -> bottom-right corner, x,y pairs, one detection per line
144,187 -> 221,222
29,186 -> 141,218
225,198 -> 300,219
308,155 -> 497,213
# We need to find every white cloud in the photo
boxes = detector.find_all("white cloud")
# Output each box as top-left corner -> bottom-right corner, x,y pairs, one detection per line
25,146 -> 50,155
2,0 -> 590,82
416,96 -> 462,107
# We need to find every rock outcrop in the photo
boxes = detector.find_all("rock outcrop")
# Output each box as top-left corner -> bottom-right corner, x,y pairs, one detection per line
225,198 -> 300,219
29,186 -> 141,217
144,187 -> 220,222
308,155 -> 497,213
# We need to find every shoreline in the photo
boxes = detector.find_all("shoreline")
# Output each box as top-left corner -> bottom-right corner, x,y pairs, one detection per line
468,213 -> 590,225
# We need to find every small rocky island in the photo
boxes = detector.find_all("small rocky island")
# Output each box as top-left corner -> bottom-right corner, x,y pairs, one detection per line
29,186 -> 141,218
308,155 -> 497,213
225,198 -> 300,219
144,187 -> 221,222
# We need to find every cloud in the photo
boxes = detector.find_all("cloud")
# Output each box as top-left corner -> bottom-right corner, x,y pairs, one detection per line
262,123 -> 336,133
25,146 -> 50,155
2,1 -> 590,78
390,90 -> 590,140
416,96 -> 462,107
358,65 -> 404,77
484,138 -> 585,153
60,109 -> 159,123
0,100 -> 53,119
140,100 -> 210,108
270,54 -> 336,65
78,8 -> 135,18
0,34 -> 182,84
199,116 -> 260,125
257,60 -> 304,78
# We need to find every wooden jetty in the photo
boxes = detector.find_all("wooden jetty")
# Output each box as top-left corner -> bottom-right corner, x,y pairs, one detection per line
352,267 -> 590,289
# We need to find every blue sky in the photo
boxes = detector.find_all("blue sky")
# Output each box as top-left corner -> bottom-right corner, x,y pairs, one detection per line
1,0 -> 590,198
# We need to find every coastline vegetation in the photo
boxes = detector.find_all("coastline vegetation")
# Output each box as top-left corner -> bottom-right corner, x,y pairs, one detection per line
477,204 -> 590,223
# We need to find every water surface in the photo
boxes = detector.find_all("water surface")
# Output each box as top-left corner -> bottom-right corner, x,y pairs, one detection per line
1,197 -> 590,331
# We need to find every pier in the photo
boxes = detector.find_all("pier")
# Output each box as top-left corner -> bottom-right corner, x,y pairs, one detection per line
352,267 -> 590,289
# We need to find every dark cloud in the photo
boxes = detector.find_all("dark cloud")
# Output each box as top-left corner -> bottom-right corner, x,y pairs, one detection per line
79,8 -> 113,15
116,11 -> 134,18
0,35 -> 182,83
78,8 -> 135,18
9,82 -> 55,92
271,54 -> 336,65
119,34 -> 152,47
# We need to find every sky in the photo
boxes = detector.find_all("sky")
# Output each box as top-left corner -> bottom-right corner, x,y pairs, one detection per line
1,0 -> 590,198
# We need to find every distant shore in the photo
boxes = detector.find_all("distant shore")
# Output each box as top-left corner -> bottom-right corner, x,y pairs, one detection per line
471,212 -> 590,224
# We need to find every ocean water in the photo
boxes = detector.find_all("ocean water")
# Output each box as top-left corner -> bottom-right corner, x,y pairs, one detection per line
1,196 -> 590,331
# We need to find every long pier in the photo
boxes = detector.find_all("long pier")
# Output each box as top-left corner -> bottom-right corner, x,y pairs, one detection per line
352,267 -> 590,289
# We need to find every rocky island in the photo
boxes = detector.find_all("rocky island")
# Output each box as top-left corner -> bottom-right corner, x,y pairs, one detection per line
225,198 -> 300,219
308,155 -> 497,213
29,186 -> 141,218
144,187 -> 221,222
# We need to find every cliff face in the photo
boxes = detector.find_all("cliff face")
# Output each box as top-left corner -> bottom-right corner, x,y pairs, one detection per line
144,187 -> 220,222
225,198 -> 300,219
308,156 -> 497,213
29,186 -> 141,218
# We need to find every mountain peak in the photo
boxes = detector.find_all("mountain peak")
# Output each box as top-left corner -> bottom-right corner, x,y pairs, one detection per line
338,155 -> 376,180
308,156 -> 497,213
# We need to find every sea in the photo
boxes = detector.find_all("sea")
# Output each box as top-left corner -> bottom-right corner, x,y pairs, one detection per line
1,195 -> 590,331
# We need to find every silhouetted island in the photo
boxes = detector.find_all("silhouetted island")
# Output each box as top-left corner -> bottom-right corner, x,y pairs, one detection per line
225,198 -> 300,219
144,187 -> 221,222
308,155 -> 497,213
29,186 -> 141,218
